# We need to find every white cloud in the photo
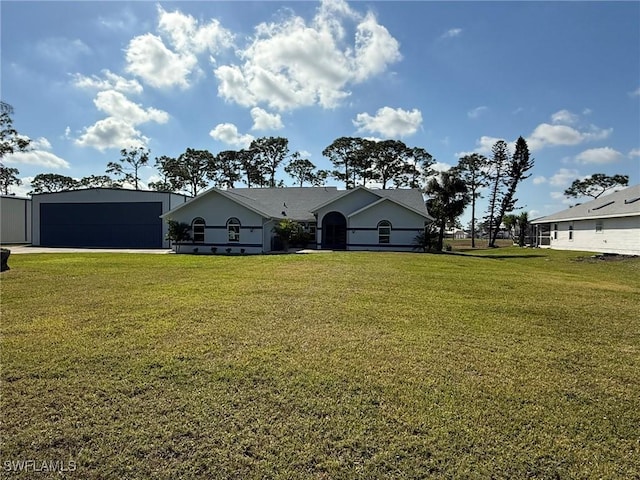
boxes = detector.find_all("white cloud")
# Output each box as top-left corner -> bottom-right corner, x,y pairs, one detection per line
157,5 -> 233,55
125,33 -> 198,89
353,106 -> 422,138
467,106 -> 488,119
75,117 -> 148,151
93,90 -> 169,125
250,107 -> 283,131
628,148 -> 640,158
209,123 -> 254,148
548,168 -> 580,187
432,162 -> 453,172
72,70 -> 143,95
575,147 -> 623,165
533,176 -> 547,185
551,109 -> 579,125
214,1 -> 400,111
3,137 -> 70,169
440,28 -> 462,39
527,123 -> 612,151
629,87 -> 640,97
98,8 -> 138,32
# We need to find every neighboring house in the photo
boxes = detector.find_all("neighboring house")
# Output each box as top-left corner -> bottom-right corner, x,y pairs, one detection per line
530,184 -> 640,255
32,188 -> 189,249
160,186 -> 433,254
0,195 -> 31,244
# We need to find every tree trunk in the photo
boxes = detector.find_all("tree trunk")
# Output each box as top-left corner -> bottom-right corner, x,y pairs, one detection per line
471,200 -> 476,248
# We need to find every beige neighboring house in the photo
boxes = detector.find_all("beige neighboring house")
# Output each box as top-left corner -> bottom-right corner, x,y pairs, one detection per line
531,184 -> 640,255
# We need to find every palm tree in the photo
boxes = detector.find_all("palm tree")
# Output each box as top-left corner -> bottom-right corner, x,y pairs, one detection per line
425,171 -> 471,251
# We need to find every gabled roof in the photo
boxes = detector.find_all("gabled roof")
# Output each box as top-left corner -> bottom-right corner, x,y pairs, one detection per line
531,184 -> 640,224
160,186 -> 342,221
309,185 -> 431,219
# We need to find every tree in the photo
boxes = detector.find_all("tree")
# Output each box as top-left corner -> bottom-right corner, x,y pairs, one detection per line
516,211 -> 530,247
489,136 -> 534,247
0,102 -> 31,195
503,213 -> 518,241
484,140 -> 510,246
425,170 -> 471,251
454,153 -> 489,247
0,165 -> 21,195
79,175 -> 120,189
272,218 -> 299,251
564,173 -> 629,200
237,148 -> 264,188
370,139 -> 408,189
106,147 -> 149,190
284,152 -> 319,187
323,137 -> 363,189
249,137 -> 288,188
165,219 -> 191,253
211,150 -> 242,189
173,148 -> 214,196
393,147 -> 435,189
30,173 -> 79,194
150,155 -> 185,193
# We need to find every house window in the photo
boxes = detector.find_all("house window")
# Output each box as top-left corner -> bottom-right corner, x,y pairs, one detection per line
595,220 -> 604,233
227,217 -> 240,242
553,223 -> 558,240
308,223 -> 317,236
192,217 -> 205,243
378,220 -> 391,244
568,224 -> 573,241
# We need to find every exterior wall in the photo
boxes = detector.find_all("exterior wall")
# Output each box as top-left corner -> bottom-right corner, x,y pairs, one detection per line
0,196 -> 31,244
165,191 -> 266,254
315,190 -> 427,251
315,189 -> 379,249
546,216 -> 640,255
32,189 -> 185,248
348,200 -> 425,251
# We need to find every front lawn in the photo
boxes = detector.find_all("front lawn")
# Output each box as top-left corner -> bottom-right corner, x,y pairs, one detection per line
1,249 -> 639,478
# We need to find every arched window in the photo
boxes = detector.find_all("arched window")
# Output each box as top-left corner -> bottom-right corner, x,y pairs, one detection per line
192,217 -> 205,243
227,217 -> 241,242
378,220 -> 391,244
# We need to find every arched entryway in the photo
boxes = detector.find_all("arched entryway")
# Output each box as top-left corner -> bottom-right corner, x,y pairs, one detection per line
322,211 -> 347,250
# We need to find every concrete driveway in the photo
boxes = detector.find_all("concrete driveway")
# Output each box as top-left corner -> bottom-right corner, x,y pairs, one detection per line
4,245 -> 172,254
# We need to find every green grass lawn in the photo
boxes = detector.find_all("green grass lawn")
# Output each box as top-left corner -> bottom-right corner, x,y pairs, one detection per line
1,248 -> 639,479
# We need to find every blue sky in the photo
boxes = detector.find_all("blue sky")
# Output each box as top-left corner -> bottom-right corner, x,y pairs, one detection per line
2,0 -> 639,223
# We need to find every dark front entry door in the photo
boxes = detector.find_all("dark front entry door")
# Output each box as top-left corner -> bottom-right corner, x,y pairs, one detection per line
322,211 -> 347,250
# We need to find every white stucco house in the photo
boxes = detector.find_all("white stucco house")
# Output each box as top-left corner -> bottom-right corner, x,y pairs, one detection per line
160,186 -> 433,254
530,184 -> 640,255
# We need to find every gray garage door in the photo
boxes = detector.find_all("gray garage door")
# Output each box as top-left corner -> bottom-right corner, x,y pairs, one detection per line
40,202 -> 163,248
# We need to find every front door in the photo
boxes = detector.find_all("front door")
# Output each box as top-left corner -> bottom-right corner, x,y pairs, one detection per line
322,211 -> 347,250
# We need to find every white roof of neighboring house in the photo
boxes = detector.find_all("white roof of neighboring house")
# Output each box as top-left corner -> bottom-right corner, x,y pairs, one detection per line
530,184 -> 640,224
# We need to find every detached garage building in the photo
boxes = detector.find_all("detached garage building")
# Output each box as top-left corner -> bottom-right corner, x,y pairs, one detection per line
32,188 -> 189,249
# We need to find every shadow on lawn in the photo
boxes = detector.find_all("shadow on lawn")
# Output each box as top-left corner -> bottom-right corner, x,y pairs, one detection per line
442,251 -> 547,260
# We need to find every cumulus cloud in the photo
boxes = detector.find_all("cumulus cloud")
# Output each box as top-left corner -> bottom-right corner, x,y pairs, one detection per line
250,107 -> 283,131
214,0 -> 401,110
72,70 -> 143,95
629,148 -> 640,158
548,168 -> 580,187
3,137 -> 70,169
533,176 -> 547,185
527,123 -> 611,151
353,107 -> 422,138
575,147 -> 623,165
124,6 -> 233,90
93,90 -> 169,125
209,123 -> 254,148
551,109 -> 579,125
75,117 -> 148,151
125,33 -> 198,89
